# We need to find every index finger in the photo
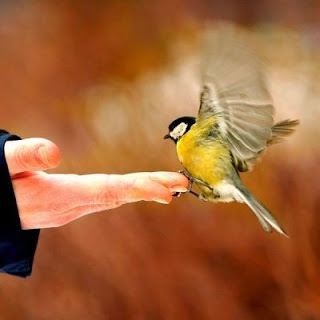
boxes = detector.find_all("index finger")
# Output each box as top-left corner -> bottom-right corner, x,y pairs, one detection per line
75,172 -> 189,206
127,171 -> 189,190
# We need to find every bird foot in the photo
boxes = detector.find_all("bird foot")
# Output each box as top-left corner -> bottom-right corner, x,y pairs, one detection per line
173,170 -> 212,199
172,170 -> 193,197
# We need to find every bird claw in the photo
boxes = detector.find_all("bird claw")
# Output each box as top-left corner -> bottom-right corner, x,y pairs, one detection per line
178,170 -> 213,190
179,170 -> 194,191
173,170 -> 213,200
172,170 -> 193,197
172,191 -> 182,198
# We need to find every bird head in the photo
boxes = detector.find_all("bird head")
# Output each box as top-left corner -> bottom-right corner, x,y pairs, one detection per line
164,116 -> 196,143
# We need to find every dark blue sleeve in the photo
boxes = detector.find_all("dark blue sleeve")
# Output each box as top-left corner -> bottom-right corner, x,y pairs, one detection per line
0,130 -> 40,278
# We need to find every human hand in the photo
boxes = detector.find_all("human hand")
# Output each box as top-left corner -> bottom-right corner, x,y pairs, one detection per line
5,138 -> 188,229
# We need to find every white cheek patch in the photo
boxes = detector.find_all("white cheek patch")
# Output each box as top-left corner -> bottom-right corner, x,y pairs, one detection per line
170,122 -> 188,139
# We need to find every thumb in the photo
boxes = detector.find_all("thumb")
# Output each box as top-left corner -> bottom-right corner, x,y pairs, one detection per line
5,138 -> 61,175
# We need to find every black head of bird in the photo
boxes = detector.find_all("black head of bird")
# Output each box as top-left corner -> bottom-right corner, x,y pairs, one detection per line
164,116 -> 196,143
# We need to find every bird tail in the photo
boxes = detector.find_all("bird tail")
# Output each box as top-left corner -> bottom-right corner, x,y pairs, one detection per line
235,183 -> 288,237
269,119 -> 300,145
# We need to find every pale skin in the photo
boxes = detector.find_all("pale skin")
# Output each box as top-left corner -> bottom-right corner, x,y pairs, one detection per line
4,138 -> 189,230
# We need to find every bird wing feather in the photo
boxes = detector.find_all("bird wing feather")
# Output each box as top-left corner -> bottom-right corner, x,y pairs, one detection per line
198,23 -> 275,171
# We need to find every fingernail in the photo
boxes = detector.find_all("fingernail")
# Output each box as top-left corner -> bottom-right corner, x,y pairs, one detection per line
153,199 -> 170,204
170,186 -> 188,193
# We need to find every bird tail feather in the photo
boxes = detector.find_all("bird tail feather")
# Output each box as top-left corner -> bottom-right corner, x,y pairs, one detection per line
235,184 -> 288,237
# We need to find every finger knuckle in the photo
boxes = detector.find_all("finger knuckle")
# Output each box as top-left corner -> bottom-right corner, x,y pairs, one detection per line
16,145 -> 31,169
17,144 -> 48,169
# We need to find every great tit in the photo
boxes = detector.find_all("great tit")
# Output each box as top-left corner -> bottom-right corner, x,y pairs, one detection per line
164,24 -> 299,237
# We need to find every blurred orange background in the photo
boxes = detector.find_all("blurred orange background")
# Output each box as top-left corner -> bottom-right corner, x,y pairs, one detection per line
1,1 -> 320,319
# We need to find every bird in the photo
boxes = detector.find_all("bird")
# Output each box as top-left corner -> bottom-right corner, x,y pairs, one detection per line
164,24 -> 299,237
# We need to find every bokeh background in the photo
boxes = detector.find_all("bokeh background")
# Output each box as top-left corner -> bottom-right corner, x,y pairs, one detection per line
1,1 -> 320,319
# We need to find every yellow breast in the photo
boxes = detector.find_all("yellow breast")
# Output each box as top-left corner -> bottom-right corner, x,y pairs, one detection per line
176,119 -> 232,187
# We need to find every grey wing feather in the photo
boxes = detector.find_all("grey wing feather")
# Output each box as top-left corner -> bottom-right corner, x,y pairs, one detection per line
242,118 -> 300,170
198,23 -> 275,168
269,119 -> 300,145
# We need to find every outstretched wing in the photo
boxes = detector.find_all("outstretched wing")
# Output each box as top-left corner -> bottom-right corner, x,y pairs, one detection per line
198,23 -> 275,171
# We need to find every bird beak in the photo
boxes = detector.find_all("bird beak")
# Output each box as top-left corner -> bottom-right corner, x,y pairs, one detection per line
163,133 -> 170,139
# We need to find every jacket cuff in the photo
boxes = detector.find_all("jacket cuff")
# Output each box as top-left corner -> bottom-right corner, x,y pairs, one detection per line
0,130 -> 40,278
